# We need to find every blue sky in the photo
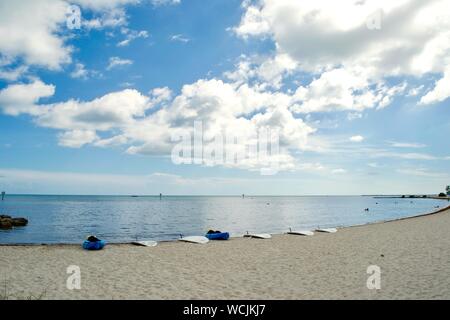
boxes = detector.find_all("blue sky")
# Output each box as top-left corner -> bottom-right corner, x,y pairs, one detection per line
0,0 -> 449,195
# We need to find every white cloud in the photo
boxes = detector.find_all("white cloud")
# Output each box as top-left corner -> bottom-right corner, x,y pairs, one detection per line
387,141 -> 426,148
72,0 -> 140,11
396,168 -> 447,178
0,0 -> 71,70
37,89 -> 150,131
58,129 -> 98,148
117,29 -> 149,46
107,56 -> 133,70
123,78 -> 314,172
332,168 -> 347,174
234,4 -> 271,38
0,65 -> 28,81
0,80 -> 54,116
0,75 -> 315,172
347,112 -> 362,121
0,0 -> 146,75
290,68 -> 406,113
151,0 -> 181,6
83,8 -> 129,29
235,0 -> 450,112
70,63 -> 89,79
236,0 -> 450,76
150,87 -> 173,104
407,85 -> 424,97
170,34 -> 190,43
420,67 -> 450,104
369,151 -> 438,161
224,53 -> 297,89
350,135 -> 364,142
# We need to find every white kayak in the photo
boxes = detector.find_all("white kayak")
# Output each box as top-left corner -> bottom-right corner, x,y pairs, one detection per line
287,230 -> 314,236
244,233 -> 272,239
316,228 -> 338,233
131,240 -> 158,247
179,236 -> 209,244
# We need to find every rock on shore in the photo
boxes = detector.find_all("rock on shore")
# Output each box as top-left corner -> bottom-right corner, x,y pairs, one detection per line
0,215 -> 28,229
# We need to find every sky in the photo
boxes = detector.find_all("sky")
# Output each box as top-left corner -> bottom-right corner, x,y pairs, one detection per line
0,0 -> 449,195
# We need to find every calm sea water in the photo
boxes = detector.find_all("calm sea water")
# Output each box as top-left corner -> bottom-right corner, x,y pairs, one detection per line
0,195 -> 446,244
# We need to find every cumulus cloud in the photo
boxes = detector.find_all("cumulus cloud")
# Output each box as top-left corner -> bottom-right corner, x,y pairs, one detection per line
0,75 -> 315,172
236,0 -> 450,75
235,0 -> 450,107
0,80 -> 54,116
0,0 -> 144,75
291,68 -> 406,113
224,54 -> 297,89
0,0 -> 71,70
58,129 -> 98,148
37,89 -> 150,131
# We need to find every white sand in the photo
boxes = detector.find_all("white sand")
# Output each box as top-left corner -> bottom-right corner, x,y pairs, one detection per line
1,206 -> 450,300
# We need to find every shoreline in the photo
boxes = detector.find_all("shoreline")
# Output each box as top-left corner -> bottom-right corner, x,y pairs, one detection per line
1,206 -> 450,299
1,204 -> 449,247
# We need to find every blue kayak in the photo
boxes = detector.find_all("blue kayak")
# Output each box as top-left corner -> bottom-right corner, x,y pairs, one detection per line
82,240 -> 106,250
205,232 -> 230,240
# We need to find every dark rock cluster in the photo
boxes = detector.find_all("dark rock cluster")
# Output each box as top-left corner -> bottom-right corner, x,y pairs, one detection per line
0,215 -> 28,229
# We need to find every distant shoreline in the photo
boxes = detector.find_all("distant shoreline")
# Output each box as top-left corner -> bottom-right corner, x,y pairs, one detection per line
2,193 -> 449,198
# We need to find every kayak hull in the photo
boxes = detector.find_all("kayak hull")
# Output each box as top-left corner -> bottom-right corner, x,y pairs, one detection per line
82,240 -> 106,250
205,232 -> 230,240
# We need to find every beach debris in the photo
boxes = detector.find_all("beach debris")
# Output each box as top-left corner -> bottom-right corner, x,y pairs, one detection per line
0,215 -> 28,229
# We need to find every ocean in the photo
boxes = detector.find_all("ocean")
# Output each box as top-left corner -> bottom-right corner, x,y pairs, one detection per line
0,195 -> 446,244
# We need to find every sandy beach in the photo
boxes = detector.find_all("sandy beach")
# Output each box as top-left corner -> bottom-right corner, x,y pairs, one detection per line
1,206 -> 450,300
